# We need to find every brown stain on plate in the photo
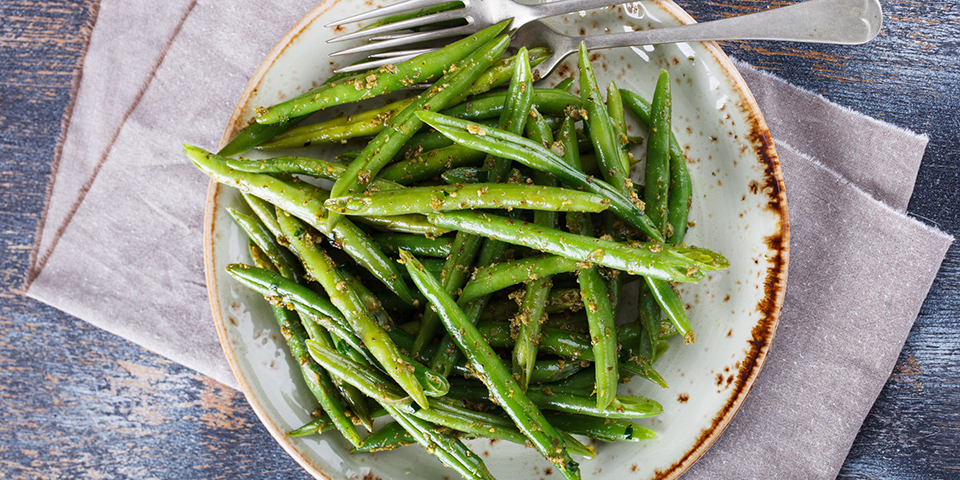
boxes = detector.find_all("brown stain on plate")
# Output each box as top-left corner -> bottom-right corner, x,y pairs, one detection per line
649,0 -> 789,479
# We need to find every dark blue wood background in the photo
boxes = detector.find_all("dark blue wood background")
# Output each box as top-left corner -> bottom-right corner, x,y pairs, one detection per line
1,0 -> 957,478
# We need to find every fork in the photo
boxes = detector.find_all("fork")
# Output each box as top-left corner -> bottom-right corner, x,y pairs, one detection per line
326,0 -> 633,56
331,0 -> 883,75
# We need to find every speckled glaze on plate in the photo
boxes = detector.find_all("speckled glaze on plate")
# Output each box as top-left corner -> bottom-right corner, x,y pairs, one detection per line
203,1 -> 789,478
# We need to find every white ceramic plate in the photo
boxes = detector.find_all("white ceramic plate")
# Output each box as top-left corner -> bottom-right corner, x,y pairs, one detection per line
204,1 -> 790,478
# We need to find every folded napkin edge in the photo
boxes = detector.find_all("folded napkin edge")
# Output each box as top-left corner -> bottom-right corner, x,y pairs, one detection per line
775,138 -> 954,245
21,2 -> 103,296
730,57 -> 931,147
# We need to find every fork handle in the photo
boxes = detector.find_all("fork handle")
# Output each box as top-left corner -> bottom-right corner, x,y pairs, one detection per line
519,0 -> 640,21
579,0 -> 882,49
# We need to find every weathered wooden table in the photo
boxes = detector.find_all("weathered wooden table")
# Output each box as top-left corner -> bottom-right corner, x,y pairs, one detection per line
2,0 -> 957,478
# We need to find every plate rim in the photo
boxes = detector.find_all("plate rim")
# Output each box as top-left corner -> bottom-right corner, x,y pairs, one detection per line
202,1 -> 791,478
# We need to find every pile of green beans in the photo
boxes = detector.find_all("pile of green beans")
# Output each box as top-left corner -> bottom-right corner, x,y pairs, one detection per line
186,27 -> 727,479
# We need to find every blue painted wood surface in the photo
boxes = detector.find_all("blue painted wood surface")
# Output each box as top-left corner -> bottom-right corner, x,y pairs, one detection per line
1,0 -> 957,478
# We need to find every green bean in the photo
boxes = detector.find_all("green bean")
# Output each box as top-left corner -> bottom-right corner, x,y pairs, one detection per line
553,77 -> 575,92
396,130 -> 456,159
441,88 -> 581,122
305,340 -> 406,403
619,356 -> 669,389
259,97 -> 416,150
243,270 -> 376,367
452,356 -> 582,385
219,112 -> 314,157
481,47 -> 534,183
218,10 -> 463,155
528,357 -> 584,384
277,212 -> 430,408
399,250 -> 581,480
474,320 -> 668,389
185,145 -> 415,303
477,321 -> 635,359
667,150 -> 693,245
605,80 -> 631,174
525,110 -> 563,232
391,257 -> 445,288
619,89 -> 692,240
340,270 -> 393,329
445,375 -> 661,420
426,297 -> 481,376
646,69 -> 672,235
526,388 -> 662,419
226,263 -> 343,323
270,304 -> 364,447
310,329 -> 448,399
377,117 -> 565,185
637,278 -> 664,362
440,166 -> 486,184
227,207 -> 302,282
578,43 -> 630,194
293,291 -> 449,399
371,232 -> 453,258
422,399 -> 594,458
459,47 -> 551,105
414,111 -> 664,242
336,118 -> 481,166
328,33 -> 511,232
445,376 -> 592,407
410,232 -> 483,354
351,421 -> 414,453
218,40 -> 544,159
386,325 -> 438,360
426,211 -> 726,282
326,183 -> 609,216
479,287 -> 583,321
558,100 -> 624,411
225,156 -> 402,192
424,397 -> 596,458
240,193 -> 284,238
286,414 -> 334,438
300,311 -> 376,432
647,276 -> 695,344
577,265 -> 618,411
542,412 -> 656,443
512,274 -> 552,391
378,143 -> 488,185
459,254 -> 582,304
255,21 -> 510,124
386,403 -> 495,480
349,212 -> 450,236
569,212 -> 620,411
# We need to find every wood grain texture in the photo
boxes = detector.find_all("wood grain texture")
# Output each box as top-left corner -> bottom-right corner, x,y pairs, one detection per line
1,0 -> 957,479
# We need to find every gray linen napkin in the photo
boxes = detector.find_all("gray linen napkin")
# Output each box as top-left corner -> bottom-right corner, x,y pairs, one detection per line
24,1 -> 954,479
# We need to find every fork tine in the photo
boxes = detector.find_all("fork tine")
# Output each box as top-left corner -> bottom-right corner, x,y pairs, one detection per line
368,48 -> 436,59
324,0 -> 453,28
327,9 -> 467,44
329,24 -> 478,57
334,51 -> 430,73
